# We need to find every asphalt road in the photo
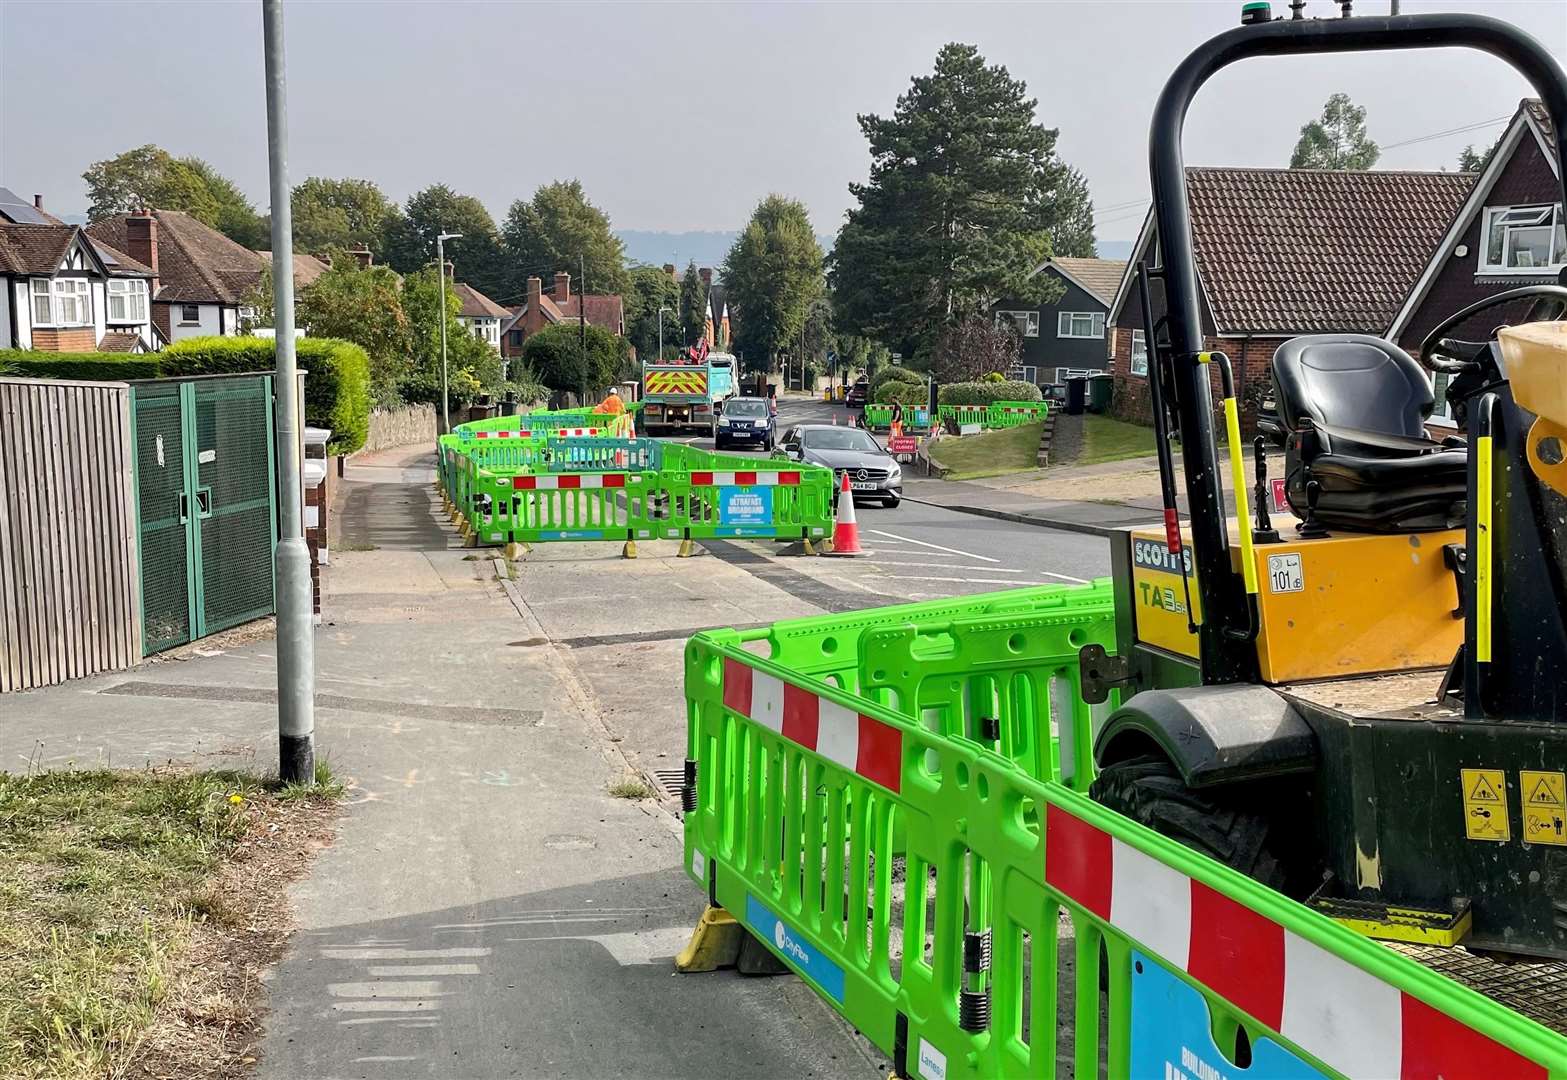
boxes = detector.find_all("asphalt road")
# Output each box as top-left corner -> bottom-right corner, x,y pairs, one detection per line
677,396 -> 1112,606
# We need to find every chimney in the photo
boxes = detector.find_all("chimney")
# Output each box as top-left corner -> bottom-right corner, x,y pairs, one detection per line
663,263 -> 676,279
444,260 -> 455,280
699,267 -> 713,288
125,212 -> 158,282
349,245 -> 372,269
32,194 -> 43,210
554,271 -> 571,303
525,276 -> 544,334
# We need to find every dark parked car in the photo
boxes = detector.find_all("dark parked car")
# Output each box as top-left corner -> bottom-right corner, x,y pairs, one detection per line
774,424 -> 901,507
715,397 -> 775,450
845,378 -> 869,409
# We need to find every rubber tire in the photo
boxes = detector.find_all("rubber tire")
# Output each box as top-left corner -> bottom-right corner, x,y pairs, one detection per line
1089,753 -> 1294,894
715,437 -> 727,450
764,436 -> 775,452
882,496 -> 901,508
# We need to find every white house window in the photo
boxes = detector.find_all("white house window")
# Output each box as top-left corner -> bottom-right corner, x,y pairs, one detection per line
1130,330 -> 1149,377
1480,204 -> 1566,272
107,279 -> 148,322
995,310 -> 1040,337
1058,311 -> 1106,339
30,278 -> 92,326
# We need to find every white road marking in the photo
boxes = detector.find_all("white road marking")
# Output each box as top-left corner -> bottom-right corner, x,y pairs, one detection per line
864,550 -> 961,558
1040,570 -> 1090,583
873,561 -> 1021,572
329,981 -> 446,998
366,964 -> 481,976
867,529 -> 1000,563
332,1000 -> 442,1013
321,947 -> 491,960
895,576 -> 1078,586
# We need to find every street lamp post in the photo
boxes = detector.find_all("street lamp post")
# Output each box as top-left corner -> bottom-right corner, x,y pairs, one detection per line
657,305 -> 674,360
435,231 -> 462,432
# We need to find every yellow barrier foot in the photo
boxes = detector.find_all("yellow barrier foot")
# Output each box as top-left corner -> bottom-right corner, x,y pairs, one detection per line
677,539 -> 698,558
675,906 -> 743,973
801,538 -> 818,556
464,532 -> 478,549
503,542 -> 525,561
622,539 -> 638,559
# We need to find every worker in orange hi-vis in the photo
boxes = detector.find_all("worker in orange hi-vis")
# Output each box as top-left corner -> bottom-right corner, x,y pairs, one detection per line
889,399 -> 904,438
594,387 -> 626,415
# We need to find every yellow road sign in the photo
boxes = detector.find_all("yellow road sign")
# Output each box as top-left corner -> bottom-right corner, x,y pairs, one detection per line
1461,768 -> 1510,842
1521,770 -> 1567,847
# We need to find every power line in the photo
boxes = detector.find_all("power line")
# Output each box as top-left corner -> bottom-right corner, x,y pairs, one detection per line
1380,114 -> 1510,152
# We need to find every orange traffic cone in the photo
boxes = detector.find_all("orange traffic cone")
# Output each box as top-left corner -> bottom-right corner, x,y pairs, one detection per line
825,472 -> 867,557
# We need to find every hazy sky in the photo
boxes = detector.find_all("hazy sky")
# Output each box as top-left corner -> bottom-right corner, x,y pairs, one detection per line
2,0 -> 1562,245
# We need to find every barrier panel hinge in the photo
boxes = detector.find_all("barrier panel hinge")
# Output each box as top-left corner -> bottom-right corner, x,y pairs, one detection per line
1078,643 -> 1137,705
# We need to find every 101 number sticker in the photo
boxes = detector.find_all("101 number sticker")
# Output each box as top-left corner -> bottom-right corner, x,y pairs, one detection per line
1268,552 -> 1304,593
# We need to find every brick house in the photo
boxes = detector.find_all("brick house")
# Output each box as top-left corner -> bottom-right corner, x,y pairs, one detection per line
1105,167 -> 1472,432
0,188 -> 157,352
1385,100 -> 1562,429
500,271 -> 625,360
87,209 -> 325,344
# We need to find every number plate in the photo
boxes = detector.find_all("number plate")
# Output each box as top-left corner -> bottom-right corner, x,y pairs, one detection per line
851,482 -> 878,492
1267,553 -> 1304,593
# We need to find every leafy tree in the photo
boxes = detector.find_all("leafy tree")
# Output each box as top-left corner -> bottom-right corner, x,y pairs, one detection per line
85,145 -> 211,222
182,157 -> 267,248
624,265 -> 682,361
381,185 -> 507,300
297,261 -> 412,404
519,322 -> 630,400
932,314 -> 1022,383
1290,93 -> 1380,170
292,177 -> 395,257
678,260 -> 709,347
1456,134 -> 1502,174
501,180 -> 628,299
401,266 -> 502,407
829,44 -> 1089,356
723,195 -> 825,368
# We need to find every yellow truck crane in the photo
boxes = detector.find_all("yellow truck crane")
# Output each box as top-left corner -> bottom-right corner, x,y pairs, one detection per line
1081,3 -> 1567,963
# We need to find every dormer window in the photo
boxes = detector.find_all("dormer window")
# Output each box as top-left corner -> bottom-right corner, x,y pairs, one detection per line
1480,203 -> 1565,273
30,278 -> 92,326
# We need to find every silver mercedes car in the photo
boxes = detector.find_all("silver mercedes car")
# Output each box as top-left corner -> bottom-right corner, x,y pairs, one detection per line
772,424 -> 902,508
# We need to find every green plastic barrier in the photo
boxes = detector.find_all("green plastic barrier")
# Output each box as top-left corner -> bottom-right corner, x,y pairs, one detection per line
682,587 -> 1567,1080
864,404 -> 934,433
987,400 -> 1048,428
938,404 -> 991,430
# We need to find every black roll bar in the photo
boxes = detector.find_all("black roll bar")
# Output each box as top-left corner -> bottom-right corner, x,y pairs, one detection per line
1148,11 -> 1567,684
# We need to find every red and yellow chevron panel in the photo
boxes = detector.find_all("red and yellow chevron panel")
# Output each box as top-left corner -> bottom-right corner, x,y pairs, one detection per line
644,369 -> 708,396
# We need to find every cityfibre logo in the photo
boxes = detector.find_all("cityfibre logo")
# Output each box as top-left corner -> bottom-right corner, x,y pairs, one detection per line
773,917 -> 810,966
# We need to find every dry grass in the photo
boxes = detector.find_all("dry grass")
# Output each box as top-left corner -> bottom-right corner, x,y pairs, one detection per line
0,766 -> 341,1080
608,777 -> 656,800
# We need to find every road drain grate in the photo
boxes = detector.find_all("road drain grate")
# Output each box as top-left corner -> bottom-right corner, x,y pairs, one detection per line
650,768 -> 686,798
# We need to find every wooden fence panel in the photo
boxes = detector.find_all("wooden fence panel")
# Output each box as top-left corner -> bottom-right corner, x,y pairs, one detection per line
0,378 -> 140,693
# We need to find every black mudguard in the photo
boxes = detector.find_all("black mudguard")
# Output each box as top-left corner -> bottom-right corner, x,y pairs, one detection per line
1094,684 -> 1318,789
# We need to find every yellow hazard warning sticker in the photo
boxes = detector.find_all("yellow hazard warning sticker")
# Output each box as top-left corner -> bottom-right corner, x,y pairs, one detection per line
1521,770 -> 1567,846
1461,768 -> 1510,842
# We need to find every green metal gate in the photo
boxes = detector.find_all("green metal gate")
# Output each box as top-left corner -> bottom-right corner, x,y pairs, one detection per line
131,376 -> 277,655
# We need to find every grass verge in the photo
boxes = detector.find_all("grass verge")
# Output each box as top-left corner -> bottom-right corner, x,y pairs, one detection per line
0,766 -> 341,1079
926,421 -> 1044,480
1075,414 -> 1157,466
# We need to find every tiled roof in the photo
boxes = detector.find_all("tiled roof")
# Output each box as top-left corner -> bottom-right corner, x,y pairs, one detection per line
0,223 -> 73,274
97,331 -> 143,352
256,250 -> 331,289
1522,98 -> 1558,157
90,239 -> 155,277
1047,257 -> 1126,306
89,210 -> 266,304
1183,167 -> 1474,334
451,282 -> 510,320
551,292 -> 624,333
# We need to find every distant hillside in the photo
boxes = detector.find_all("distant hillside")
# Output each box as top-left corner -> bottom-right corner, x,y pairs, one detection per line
618,229 -> 835,273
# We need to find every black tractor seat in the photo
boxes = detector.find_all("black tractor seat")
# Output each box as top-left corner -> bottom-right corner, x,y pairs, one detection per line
1271,334 -> 1467,532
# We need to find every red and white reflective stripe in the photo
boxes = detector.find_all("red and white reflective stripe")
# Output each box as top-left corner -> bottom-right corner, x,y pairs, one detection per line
1043,806 -> 1543,1080
721,657 -> 900,793
511,473 -> 629,490
690,471 -> 801,486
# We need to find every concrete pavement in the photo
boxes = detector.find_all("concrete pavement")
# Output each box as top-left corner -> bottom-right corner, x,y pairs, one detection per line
2,442 -> 886,1080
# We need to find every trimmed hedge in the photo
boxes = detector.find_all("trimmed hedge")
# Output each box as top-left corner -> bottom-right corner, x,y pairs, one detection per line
938,379 -> 1044,407
0,349 -> 163,382
161,336 -> 371,454
876,381 -> 929,409
869,368 -> 923,402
